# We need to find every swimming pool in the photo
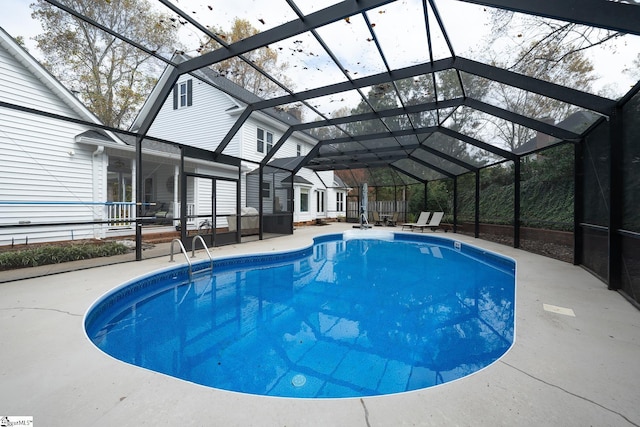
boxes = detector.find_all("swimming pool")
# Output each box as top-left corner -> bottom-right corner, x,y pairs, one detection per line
85,230 -> 515,398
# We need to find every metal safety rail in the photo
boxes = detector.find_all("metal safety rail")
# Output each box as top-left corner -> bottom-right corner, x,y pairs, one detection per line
169,236 -> 213,281
191,235 -> 213,275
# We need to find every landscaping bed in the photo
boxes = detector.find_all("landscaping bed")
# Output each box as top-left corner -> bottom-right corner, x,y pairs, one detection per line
0,240 -> 131,271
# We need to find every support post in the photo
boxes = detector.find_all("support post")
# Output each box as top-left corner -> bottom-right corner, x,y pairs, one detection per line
236,167 -> 242,243
453,176 -> 458,233
180,151 -> 187,244
135,138 -> 143,261
574,141 -> 584,265
424,181 -> 428,211
514,158 -> 521,249
475,170 -> 480,238
259,166 -> 264,240
608,107 -> 623,290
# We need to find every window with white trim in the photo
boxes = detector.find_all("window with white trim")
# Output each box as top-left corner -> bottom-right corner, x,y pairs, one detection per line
300,188 -> 309,212
173,79 -> 192,109
266,132 -> 273,153
262,182 -> 271,198
316,191 -> 325,212
336,192 -> 344,211
257,128 -> 273,153
297,144 -> 301,157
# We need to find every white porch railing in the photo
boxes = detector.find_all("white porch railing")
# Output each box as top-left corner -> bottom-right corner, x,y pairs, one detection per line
107,203 -> 134,228
106,202 -> 196,228
178,203 -> 196,226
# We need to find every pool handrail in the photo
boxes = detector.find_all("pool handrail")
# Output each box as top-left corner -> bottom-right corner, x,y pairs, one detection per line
169,238 -> 193,277
191,235 -> 213,274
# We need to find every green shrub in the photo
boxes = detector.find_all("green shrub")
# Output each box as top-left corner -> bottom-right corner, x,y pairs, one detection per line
0,242 -> 130,271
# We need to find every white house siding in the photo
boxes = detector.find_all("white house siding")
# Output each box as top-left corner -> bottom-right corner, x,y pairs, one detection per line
146,76 -> 242,155
137,69 -> 346,226
0,41 -> 100,245
239,115 -> 316,162
191,164 -> 238,229
240,113 -> 335,223
294,168 -> 324,223
314,170 -> 344,217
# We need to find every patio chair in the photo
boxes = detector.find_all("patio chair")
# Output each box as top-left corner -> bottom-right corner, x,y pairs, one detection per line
413,211 -> 444,232
372,211 -> 383,226
387,212 -> 399,226
401,211 -> 430,231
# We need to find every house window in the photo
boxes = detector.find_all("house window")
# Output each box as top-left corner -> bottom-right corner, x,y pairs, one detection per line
267,132 -> 273,153
262,182 -> 271,198
336,192 -> 344,211
300,188 -> 309,212
173,79 -> 192,109
257,128 -> 273,153
297,144 -> 301,157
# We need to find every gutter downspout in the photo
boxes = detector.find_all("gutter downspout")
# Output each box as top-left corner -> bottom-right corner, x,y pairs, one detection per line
92,145 -> 105,239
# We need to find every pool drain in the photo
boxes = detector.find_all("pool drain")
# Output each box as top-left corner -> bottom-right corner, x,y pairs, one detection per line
291,374 -> 306,387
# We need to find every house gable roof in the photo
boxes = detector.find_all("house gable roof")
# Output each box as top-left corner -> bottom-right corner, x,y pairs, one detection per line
130,52 -> 313,138
0,27 -> 103,126
0,27 -> 127,147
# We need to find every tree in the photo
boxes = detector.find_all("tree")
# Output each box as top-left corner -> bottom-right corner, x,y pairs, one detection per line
626,54 -> 640,82
200,18 -> 292,97
31,0 -> 178,128
478,11 -> 608,150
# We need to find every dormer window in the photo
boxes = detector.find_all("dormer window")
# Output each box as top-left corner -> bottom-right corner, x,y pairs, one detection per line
173,79 -> 192,109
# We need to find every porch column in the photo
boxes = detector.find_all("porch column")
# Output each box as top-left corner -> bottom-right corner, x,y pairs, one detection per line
173,165 -> 179,228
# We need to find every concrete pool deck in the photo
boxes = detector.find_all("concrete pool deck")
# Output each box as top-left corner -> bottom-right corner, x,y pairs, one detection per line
1,223 -> 639,426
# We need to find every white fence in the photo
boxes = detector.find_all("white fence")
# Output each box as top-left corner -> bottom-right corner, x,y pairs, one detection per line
347,200 -> 408,222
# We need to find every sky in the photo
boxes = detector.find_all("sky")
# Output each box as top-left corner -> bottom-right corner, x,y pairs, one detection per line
1,0 -> 639,106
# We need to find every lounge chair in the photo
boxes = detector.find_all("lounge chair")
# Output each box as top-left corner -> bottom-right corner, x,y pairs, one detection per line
413,211 -> 444,232
401,211 -> 430,231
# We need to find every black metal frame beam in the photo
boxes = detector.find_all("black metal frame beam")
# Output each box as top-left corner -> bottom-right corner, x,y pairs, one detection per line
315,143 -> 422,158
305,124 -> 515,173
318,126 -> 438,146
438,127 -> 517,161
176,0 -> 397,75
407,157 -> 456,179
261,128 -> 295,166
214,108 -> 254,156
293,97 -> 461,131
252,59 -> 455,111
455,57 -> 616,115
416,145 -> 478,172
45,0 -> 177,67
457,0 -> 640,36
390,164 -> 428,184
463,98 -> 582,141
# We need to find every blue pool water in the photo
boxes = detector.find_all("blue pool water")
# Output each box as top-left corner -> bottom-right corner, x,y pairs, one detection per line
85,231 -> 515,398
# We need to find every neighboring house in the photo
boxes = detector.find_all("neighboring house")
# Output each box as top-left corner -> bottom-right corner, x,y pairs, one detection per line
130,54 -> 348,230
